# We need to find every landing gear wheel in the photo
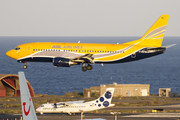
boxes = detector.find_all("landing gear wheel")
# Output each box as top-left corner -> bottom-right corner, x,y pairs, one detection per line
82,66 -> 87,72
87,65 -> 93,70
23,65 -> 27,69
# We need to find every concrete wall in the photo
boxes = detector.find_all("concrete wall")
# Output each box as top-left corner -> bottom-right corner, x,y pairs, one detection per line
83,83 -> 150,97
159,88 -> 171,97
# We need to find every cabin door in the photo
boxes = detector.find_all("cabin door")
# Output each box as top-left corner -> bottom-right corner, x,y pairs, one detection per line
26,45 -> 32,55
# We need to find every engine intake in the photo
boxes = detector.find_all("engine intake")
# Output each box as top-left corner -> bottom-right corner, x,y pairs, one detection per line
53,58 -> 72,67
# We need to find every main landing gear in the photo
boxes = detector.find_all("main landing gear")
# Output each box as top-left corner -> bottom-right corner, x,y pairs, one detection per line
82,63 -> 93,72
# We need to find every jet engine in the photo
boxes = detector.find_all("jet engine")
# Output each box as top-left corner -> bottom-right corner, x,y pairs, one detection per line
53,57 -> 74,67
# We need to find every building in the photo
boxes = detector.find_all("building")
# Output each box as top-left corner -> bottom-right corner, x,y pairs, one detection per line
83,82 -> 150,97
0,74 -> 34,97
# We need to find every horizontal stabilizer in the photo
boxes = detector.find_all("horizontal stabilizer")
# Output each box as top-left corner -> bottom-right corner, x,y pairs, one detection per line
163,44 -> 176,48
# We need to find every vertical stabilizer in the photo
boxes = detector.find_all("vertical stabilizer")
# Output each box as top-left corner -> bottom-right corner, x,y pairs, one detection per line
123,15 -> 169,47
86,88 -> 115,107
139,15 -> 169,47
18,72 -> 38,120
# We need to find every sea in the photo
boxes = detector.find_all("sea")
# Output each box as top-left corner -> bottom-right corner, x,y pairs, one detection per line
0,36 -> 179,95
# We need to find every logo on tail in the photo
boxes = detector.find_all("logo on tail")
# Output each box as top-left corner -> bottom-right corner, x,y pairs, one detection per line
96,90 -> 113,107
23,98 -> 31,116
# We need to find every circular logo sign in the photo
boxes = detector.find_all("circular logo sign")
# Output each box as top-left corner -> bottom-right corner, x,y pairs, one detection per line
100,97 -> 104,102
105,91 -> 112,99
103,101 -> 109,107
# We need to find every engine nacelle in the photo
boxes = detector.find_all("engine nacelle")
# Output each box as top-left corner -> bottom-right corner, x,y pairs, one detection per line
53,58 -> 72,67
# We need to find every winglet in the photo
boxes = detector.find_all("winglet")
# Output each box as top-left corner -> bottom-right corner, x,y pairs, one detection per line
18,72 -> 38,120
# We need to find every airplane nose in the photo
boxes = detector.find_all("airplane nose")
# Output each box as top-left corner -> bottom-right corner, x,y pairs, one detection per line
36,107 -> 40,112
6,49 -> 17,59
6,50 -> 12,57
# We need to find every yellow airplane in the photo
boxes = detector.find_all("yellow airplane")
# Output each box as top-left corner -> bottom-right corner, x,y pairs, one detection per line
6,15 -> 174,72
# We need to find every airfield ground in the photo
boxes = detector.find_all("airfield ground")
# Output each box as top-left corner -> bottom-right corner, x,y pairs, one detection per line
1,113 -> 180,120
1,95 -> 180,120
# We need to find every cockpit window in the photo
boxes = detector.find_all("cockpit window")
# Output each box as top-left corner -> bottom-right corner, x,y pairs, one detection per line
15,47 -> 20,50
41,105 -> 44,107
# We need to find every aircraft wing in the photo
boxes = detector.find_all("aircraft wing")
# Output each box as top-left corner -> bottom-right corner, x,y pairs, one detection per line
72,54 -> 94,64
57,100 -> 84,104
65,100 -> 84,104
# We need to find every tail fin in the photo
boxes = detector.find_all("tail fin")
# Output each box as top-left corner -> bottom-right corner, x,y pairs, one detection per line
124,15 -> 169,47
86,88 -> 115,107
18,72 -> 38,120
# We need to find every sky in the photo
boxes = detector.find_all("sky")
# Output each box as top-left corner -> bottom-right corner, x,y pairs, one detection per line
0,0 -> 180,36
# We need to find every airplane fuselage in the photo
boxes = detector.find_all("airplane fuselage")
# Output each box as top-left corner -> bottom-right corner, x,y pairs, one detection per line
6,42 -> 166,63
36,102 -> 114,114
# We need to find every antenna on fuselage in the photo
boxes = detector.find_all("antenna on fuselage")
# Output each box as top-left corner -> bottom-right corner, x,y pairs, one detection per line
78,41 -> 80,43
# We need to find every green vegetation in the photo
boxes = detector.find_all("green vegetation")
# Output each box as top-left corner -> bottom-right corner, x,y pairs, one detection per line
0,109 -> 22,113
91,92 -> 100,99
2,103 -> 21,108
63,90 -> 83,98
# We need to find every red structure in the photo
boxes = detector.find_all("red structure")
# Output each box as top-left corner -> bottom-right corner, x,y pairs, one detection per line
0,74 -> 34,97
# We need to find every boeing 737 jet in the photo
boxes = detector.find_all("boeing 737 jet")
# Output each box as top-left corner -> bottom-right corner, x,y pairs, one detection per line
36,88 -> 115,115
6,15 -> 173,71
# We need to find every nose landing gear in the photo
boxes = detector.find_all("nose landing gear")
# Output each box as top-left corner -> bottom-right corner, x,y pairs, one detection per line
23,62 -> 27,69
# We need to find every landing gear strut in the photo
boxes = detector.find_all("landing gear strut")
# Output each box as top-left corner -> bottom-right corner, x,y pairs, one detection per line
23,62 -> 27,69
